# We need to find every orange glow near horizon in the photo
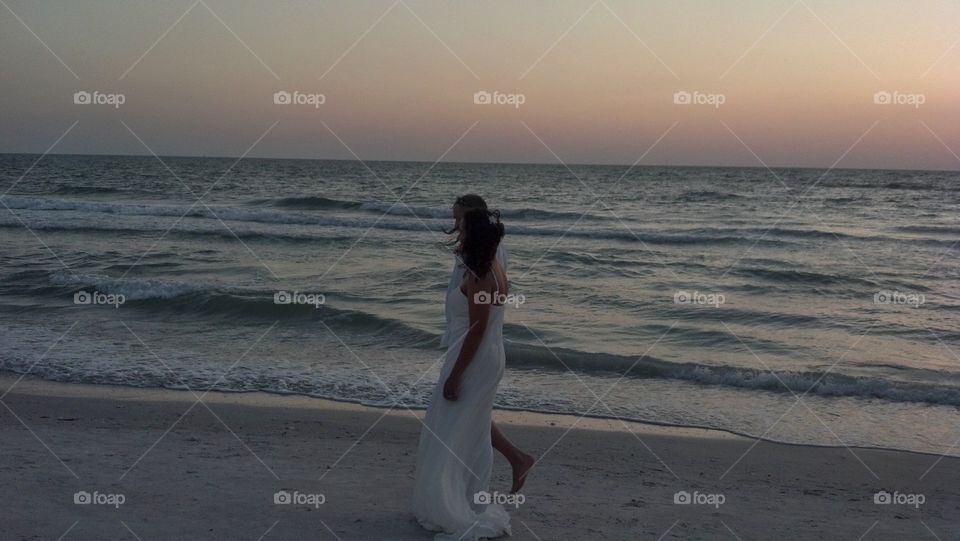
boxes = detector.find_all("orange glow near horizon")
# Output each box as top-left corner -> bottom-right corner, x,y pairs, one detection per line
1,0 -> 958,170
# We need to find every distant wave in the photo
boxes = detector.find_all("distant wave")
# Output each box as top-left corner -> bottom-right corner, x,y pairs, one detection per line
5,196 -> 957,247
47,271 -> 438,344
730,267 -> 882,287
677,190 -> 744,202
16,271 -> 960,407
51,185 -> 125,195
257,195 -> 610,222
894,225 -> 960,235
259,196 -> 363,210
504,343 -> 960,407
818,180 -> 957,192
0,221 -> 355,244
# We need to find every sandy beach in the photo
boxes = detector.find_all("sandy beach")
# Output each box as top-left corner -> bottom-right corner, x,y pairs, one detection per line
1,374 -> 956,540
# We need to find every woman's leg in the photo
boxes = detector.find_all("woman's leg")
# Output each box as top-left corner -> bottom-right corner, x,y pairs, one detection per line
491,421 -> 535,493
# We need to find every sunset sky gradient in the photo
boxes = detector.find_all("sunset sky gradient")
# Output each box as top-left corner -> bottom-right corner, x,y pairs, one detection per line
1,0 -> 958,170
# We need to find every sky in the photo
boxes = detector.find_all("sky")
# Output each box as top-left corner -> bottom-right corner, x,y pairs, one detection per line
1,0 -> 958,170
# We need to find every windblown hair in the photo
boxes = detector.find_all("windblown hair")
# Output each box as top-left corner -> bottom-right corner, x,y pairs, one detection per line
454,194 -> 487,210
443,194 -> 488,235
457,208 -> 504,278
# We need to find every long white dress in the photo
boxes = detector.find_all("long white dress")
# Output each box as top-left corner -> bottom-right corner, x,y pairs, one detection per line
413,258 -> 511,540
440,245 -> 508,348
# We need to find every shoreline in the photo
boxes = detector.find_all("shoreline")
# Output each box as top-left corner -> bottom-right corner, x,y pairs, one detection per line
2,373 -> 957,539
3,372 -> 952,460
0,372 -> 742,440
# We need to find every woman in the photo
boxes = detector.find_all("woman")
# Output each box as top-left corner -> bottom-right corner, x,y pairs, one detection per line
413,198 -> 534,540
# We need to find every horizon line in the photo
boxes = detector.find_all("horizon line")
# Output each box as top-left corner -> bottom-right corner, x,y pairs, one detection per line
1,151 -> 958,175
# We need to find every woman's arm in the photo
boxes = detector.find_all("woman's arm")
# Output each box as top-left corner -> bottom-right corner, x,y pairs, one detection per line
443,275 -> 493,401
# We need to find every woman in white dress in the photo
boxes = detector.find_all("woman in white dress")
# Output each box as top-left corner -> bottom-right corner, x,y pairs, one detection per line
413,197 -> 534,540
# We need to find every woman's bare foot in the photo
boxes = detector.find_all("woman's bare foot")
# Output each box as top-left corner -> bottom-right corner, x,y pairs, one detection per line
510,452 -> 535,494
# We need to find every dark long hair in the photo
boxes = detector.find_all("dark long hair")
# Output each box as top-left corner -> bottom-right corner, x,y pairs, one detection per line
457,208 -> 504,278
443,194 -> 487,235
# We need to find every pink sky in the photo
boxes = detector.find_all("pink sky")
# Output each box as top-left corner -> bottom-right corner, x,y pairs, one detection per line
1,0 -> 958,170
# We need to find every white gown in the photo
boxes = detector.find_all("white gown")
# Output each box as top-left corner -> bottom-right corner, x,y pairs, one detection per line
413,258 -> 511,540
440,245 -> 508,348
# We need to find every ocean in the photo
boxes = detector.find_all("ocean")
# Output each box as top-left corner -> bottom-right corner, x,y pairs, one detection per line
1,153 -> 957,456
